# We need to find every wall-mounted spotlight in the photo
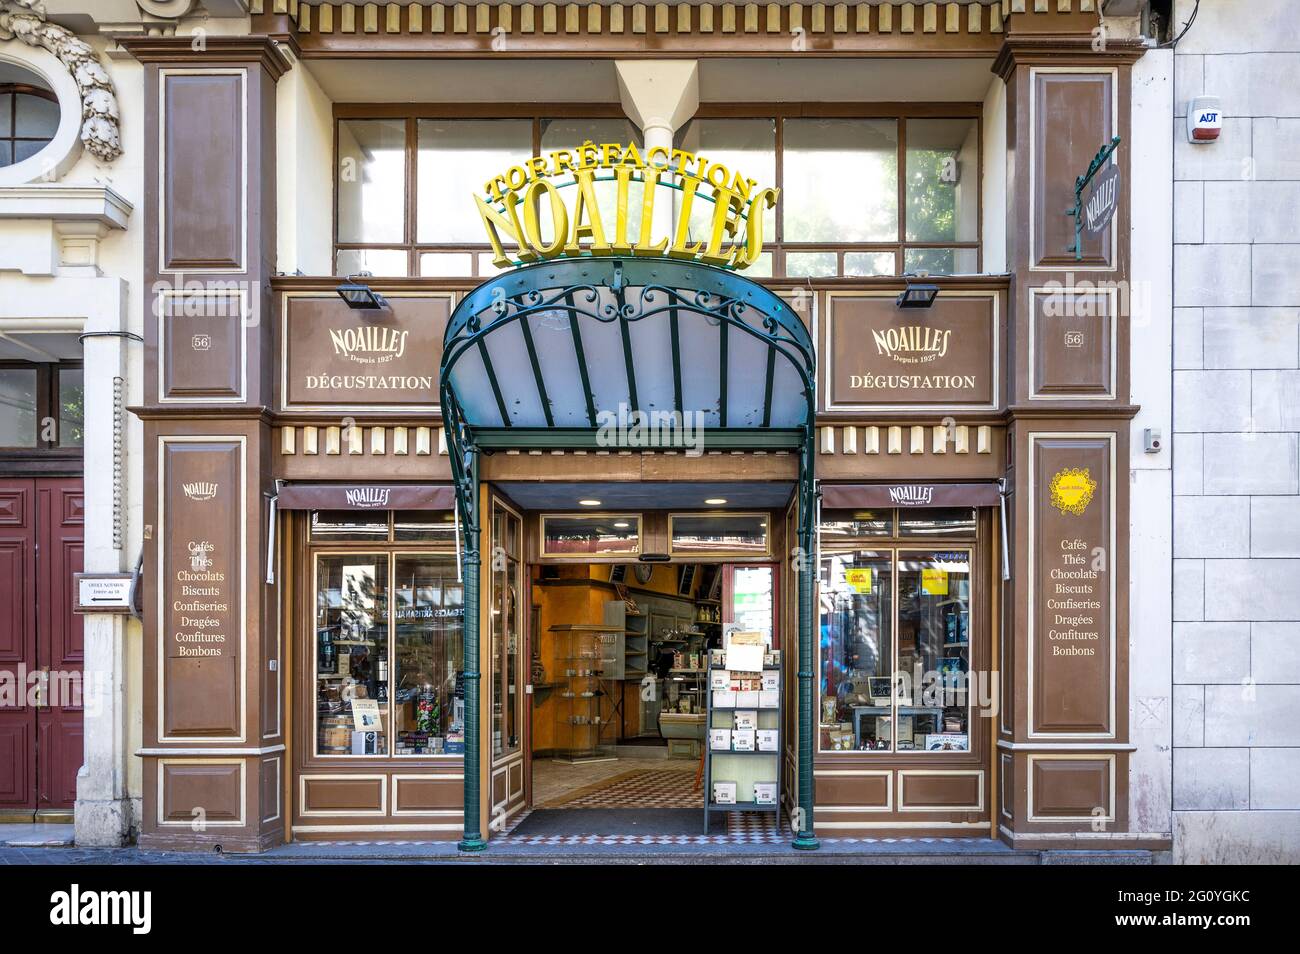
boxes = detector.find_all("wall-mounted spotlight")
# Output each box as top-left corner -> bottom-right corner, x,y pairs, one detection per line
335,279 -> 388,310
895,275 -> 940,309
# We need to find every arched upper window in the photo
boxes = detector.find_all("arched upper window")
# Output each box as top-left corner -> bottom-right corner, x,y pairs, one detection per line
0,79 -> 60,169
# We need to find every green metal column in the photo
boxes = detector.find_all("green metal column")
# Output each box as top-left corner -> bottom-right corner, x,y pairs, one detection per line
457,451 -> 486,852
792,424 -> 820,850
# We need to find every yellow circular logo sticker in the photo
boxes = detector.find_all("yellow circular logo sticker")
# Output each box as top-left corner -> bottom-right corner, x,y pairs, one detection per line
1049,467 -> 1097,516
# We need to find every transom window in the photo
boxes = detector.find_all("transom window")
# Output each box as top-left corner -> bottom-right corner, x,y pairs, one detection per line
332,107 -> 980,279
0,361 -> 83,450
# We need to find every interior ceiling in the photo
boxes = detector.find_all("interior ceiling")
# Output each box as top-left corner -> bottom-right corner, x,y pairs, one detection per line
308,57 -> 997,104
495,480 -> 793,510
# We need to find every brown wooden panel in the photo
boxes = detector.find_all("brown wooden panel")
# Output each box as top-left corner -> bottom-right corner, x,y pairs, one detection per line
279,294 -> 450,410
1030,756 -> 1111,819
161,292 -> 245,400
160,440 -> 244,738
899,770 -> 982,810
162,72 -> 244,270
160,761 -> 243,823
1031,290 -> 1113,397
491,768 -> 507,805
302,776 -> 385,813
821,293 -> 998,411
260,756 -> 280,823
0,723 -> 32,806
1031,436 -> 1113,735
394,776 -> 463,813
1032,71 -> 1114,268
814,772 -> 891,808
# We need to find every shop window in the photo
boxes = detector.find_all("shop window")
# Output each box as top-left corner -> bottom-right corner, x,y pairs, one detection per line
540,514 -> 641,557
0,82 -> 59,168
818,509 -> 976,754
669,513 -> 768,556
311,510 -> 457,545
314,552 -> 465,757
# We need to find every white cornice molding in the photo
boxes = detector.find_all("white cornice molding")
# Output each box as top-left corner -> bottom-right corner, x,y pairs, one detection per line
0,183 -> 133,229
0,0 -> 123,163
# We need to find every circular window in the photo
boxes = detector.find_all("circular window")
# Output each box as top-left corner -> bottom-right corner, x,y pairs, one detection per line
0,67 -> 60,169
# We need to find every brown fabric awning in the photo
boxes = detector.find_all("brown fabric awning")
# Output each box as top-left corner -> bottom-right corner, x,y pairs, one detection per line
277,483 -> 455,511
821,482 -> 1002,509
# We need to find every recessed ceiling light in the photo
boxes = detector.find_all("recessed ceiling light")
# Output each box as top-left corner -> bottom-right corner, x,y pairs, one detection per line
705,498 -> 727,505
579,499 -> 602,507
613,521 -> 629,528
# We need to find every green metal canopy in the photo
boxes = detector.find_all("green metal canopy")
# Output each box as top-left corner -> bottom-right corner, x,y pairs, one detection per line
439,256 -> 819,851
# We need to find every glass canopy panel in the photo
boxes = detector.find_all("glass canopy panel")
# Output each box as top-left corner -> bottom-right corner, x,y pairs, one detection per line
446,341 -> 498,424
441,259 -> 813,435
527,310 -> 592,426
480,318 -> 547,426
625,303 -> 676,417
677,307 -> 723,428
724,320 -> 770,428
573,309 -> 633,417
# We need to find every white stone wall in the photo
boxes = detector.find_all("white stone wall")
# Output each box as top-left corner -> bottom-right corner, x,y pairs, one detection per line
1171,0 -> 1300,864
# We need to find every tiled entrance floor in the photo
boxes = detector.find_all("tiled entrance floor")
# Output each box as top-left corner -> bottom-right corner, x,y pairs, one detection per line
533,754 -> 695,808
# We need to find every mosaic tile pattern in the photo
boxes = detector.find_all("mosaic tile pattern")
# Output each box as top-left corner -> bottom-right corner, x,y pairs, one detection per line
551,769 -> 700,810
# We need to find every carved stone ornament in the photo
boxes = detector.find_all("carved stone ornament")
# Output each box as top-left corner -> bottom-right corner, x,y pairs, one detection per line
0,0 -> 122,163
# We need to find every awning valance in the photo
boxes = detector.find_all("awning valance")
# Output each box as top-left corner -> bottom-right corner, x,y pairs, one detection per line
821,482 -> 1002,510
277,483 -> 455,511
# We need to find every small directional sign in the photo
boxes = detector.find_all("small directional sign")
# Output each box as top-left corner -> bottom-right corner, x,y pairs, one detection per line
74,573 -> 136,615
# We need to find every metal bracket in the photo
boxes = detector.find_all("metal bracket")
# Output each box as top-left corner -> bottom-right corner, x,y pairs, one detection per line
1064,135 -> 1121,261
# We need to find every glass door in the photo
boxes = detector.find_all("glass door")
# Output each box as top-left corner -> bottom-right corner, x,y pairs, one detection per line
489,497 -> 527,823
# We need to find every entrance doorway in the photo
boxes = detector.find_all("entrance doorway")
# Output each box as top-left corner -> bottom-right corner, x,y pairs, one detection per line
486,488 -> 780,842
0,478 -> 84,821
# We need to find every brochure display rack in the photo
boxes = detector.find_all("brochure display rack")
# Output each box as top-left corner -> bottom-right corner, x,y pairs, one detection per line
703,645 -> 782,833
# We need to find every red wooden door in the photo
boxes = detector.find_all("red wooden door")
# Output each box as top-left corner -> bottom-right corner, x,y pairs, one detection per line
0,478 -> 84,815
35,479 -> 84,810
0,479 -> 38,812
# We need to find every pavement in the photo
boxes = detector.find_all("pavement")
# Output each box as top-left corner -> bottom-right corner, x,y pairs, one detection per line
0,831 -> 1157,865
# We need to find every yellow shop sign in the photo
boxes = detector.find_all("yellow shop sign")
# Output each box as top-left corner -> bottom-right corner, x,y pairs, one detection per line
474,141 -> 778,270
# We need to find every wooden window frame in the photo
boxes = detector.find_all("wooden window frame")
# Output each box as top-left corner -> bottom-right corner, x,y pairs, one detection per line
0,360 -> 83,472
331,102 -> 983,279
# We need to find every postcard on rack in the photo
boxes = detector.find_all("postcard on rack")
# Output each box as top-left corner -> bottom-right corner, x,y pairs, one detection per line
725,630 -> 765,673
758,689 -> 780,709
712,689 -> 738,709
733,709 -> 758,731
754,782 -> 777,805
756,729 -> 779,751
732,729 -> 755,751
713,781 -> 737,805
710,669 -> 731,690
709,728 -> 732,751
761,670 -> 780,691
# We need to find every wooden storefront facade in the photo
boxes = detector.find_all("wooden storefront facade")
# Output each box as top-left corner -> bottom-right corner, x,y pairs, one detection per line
123,1 -> 1155,853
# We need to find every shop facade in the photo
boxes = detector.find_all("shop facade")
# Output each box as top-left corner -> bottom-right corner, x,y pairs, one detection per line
2,0 -> 1190,857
